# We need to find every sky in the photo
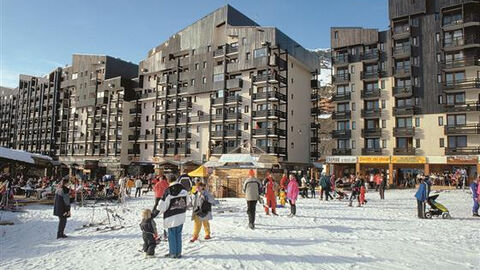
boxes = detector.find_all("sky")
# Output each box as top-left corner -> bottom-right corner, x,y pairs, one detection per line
0,0 -> 388,88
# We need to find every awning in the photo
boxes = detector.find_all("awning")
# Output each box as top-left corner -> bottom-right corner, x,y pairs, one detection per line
0,146 -> 53,166
203,160 -> 226,168
217,154 -> 279,169
188,165 -> 209,177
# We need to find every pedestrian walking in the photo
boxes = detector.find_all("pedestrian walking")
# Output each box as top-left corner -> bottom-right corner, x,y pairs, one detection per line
379,173 -> 387,200
242,169 -> 262,229
415,177 -> 428,219
287,174 -> 299,217
135,178 -> 143,197
53,180 -> 71,239
320,173 -> 333,201
310,177 -> 317,198
153,175 -> 169,210
469,177 -> 479,217
263,171 -> 277,216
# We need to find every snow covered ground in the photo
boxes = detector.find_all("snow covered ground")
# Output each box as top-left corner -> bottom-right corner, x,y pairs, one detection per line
1,189 -> 478,270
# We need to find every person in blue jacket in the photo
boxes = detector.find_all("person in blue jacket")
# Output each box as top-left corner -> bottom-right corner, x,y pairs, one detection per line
470,177 -> 479,217
415,176 -> 428,219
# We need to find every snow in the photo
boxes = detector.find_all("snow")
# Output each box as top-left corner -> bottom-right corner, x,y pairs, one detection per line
1,190 -> 478,270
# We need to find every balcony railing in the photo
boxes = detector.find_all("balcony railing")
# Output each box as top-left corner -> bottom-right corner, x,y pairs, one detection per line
361,108 -> 382,118
392,46 -> 411,58
445,147 -> 480,155
392,24 -> 411,38
253,91 -> 287,102
393,86 -> 413,97
252,109 -> 287,119
394,147 -> 416,155
362,148 -> 382,155
252,74 -> 287,84
128,148 -> 140,155
226,78 -> 243,89
332,74 -> 351,84
332,148 -> 352,155
361,49 -> 379,61
444,102 -> 480,112
331,129 -> 351,138
225,95 -> 242,103
442,57 -> 480,69
224,130 -> 241,137
332,110 -> 351,120
258,146 -> 287,155
393,106 -> 417,116
252,128 -> 287,137
361,128 -> 382,137
360,89 -> 381,99
129,108 -> 141,114
225,112 -> 242,120
190,115 -> 210,122
332,54 -> 350,65
332,92 -> 351,102
442,78 -> 480,90
444,124 -> 480,135
393,127 -> 415,137
393,66 -> 412,77
444,34 -> 480,49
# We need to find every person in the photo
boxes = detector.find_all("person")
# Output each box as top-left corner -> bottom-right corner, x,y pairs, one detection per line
158,174 -> 189,258
415,177 -> 428,219
359,178 -> 367,206
263,172 -> 277,216
140,208 -> 160,258
300,175 -> 309,198
279,188 -> 287,207
287,174 -> 299,217
310,177 -> 317,198
135,178 -> 143,198
379,173 -> 387,200
126,177 -> 134,197
461,168 -> 467,190
242,169 -> 262,229
280,174 -> 288,190
53,180 -> 71,239
320,173 -> 333,201
349,175 -> 362,207
469,177 -> 479,217
177,171 -> 193,192
330,174 -> 336,198
190,182 -> 215,242
153,175 -> 169,210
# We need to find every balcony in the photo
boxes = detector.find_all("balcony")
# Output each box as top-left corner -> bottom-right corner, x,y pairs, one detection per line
394,147 -> 416,155
332,74 -> 350,84
332,55 -> 350,66
96,96 -> 108,104
224,130 -> 241,137
444,102 -> 480,112
252,109 -> 287,119
392,24 -> 412,39
393,106 -> 417,116
253,91 -> 287,102
128,134 -> 138,141
258,146 -> 287,156
177,101 -> 192,110
361,108 -> 381,118
227,62 -> 239,73
190,115 -> 210,122
362,148 -> 382,155
212,97 -> 224,106
225,112 -> 242,120
332,148 -> 352,155
445,147 -> 480,155
332,110 -> 351,120
252,74 -> 287,85
137,134 -> 155,141
129,107 -> 141,114
360,71 -> 380,81
442,14 -> 480,31
211,130 -> 224,138
393,86 -> 413,97
332,92 -> 351,102
392,46 -> 411,58
226,78 -> 243,89
361,128 -> 382,137
211,146 -> 224,155
361,49 -> 379,62
442,57 -> 480,70
138,92 -> 156,100
393,67 -> 412,78
252,128 -> 287,137
444,34 -> 480,51
225,95 -> 242,104
211,114 -> 224,121
177,131 -> 192,139
393,127 -> 415,137
444,124 -> 480,135
442,78 -> 480,91
360,89 -> 381,99
128,121 -> 141,128
128,148 -> 140,155
331,129 -> 351,139
213,48 -> 225,58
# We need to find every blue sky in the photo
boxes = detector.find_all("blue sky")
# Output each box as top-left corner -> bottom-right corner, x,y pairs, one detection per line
0,0 -> 388,88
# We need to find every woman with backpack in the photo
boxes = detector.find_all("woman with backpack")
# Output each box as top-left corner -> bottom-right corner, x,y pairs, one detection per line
190,182 -> 215,242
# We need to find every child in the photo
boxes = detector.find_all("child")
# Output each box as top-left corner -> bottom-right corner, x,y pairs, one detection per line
279,188 -> 286,207
140,209 -> 159,258
190,182 -> 215,242
359,180 -> 366,206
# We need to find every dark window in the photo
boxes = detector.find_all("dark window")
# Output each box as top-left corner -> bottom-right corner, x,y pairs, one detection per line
439,138 -> 444,147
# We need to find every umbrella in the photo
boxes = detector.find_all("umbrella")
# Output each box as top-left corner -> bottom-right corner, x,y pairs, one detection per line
188,165 -> 209,177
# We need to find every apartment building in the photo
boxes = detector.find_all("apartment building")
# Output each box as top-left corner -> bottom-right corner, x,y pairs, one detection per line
0,87 -> 18,149
328,0 -> 480,185
130,5 -> 320,171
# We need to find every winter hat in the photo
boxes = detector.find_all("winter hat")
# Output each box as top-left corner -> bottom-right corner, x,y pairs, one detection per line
248,169 -> 255,177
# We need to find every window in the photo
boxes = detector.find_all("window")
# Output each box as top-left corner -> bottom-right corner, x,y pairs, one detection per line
415,117 -> 420,127
207,46 -> 211,52
254,48 -> 268,58
351,102 -> 356,111
415,139 -> 420,148
413,57 -> 419,66
446,93 -> 465,105
437,74 -> 442,83
202,77 -> 206,84
196,142 -> 199,149
447,114 -> 466,126
412,37 -> 418,46
191,79 -> 195,86
438,95 -> 443,104
438,116 -> 443,126
244,123 -> 249,130
337,121 -> 350,130
352,121 -> 356,130
380,80 -> 385,89
291,110 -> 293,116
448,136 -> 467,148
439,138 -> 444,147
242,37 -> 246,45
436,33 -> 440,42
382,120 -> 386,128
291,126 -> 293,132
291,142 -> 294,149
366,138 -> 380,149
379,43 -> 385,51
213,74 -> 224,82
196,126 -> 199,132
203,62 -> 207,69
382,140 -> 387,148
144,143 -> 148,150
195,63 -> 199,70
146,116 -> 149,122
352,140 -> 356,149
246,52 -> 250,60
291,78 -> 294,83
244,106 -> 249,113
381,100 -> 386,109
291,94 -> 294,99
414,77 -> 419,86
350,66 -> 355,74
436,53 -> 441,63
334,31 -> 338,39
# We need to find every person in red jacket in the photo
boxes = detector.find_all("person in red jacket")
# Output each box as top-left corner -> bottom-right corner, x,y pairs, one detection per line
153,175 -> 169,210
263,172 -> 278,216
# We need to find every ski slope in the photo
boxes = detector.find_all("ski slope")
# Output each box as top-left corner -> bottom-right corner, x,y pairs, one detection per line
1,189 -> 478,270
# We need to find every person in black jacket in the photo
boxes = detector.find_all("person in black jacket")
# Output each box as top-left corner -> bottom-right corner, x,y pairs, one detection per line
140,208 -> 160,258
53,180 -> 71,239
379,173 -> 387,200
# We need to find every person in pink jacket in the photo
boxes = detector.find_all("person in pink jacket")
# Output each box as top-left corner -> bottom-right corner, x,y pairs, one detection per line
287,174 -> 300,217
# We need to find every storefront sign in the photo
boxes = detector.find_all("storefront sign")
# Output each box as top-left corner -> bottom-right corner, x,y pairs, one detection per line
152,157 -> 162,163
447,156 -> 478,164
391,156 -> 426,164
358,156 -> 390,164
326,156 -> 357,164
427,156 -> 447,164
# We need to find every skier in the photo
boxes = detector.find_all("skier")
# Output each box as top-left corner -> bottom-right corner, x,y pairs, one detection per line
135,178 -> 143,198
242,169 -> 262,229
263,171 -> 278,216
140,208 -> 160,258
469,177 -> 479,217
287,174 -> 299,217
415,176 -> 428,219
190,182 -> 215,242
158,174 -> 189,258
53,179 -> 71,239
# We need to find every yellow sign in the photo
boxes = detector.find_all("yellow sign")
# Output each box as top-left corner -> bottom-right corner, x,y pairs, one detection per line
392,156 -> 426,164
359,156 -> 390,164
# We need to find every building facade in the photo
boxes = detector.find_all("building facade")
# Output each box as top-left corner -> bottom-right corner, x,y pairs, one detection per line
130,5 -> 320,171
0,87 -> 18,149
328,0 -> 480,185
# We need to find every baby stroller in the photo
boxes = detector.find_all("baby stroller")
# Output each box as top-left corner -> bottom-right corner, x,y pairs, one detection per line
425,194 -> 451,219
335,188 -> 349,200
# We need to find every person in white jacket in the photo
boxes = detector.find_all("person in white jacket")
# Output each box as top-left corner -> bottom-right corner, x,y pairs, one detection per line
158,174 -> 189,258
135,178 -> 143,198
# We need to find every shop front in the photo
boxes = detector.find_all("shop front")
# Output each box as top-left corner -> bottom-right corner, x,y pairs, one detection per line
391,156 -> 426,187
358,156 -> 390,183
326,156 -> 357,178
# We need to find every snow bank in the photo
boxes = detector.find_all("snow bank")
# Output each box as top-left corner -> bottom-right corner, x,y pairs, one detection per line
0,190 -> 478,270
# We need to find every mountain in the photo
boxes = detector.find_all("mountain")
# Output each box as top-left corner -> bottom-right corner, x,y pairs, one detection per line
309,48 -> 332,87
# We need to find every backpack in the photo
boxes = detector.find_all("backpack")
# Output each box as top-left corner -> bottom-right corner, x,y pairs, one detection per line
194,193 -> 212,218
